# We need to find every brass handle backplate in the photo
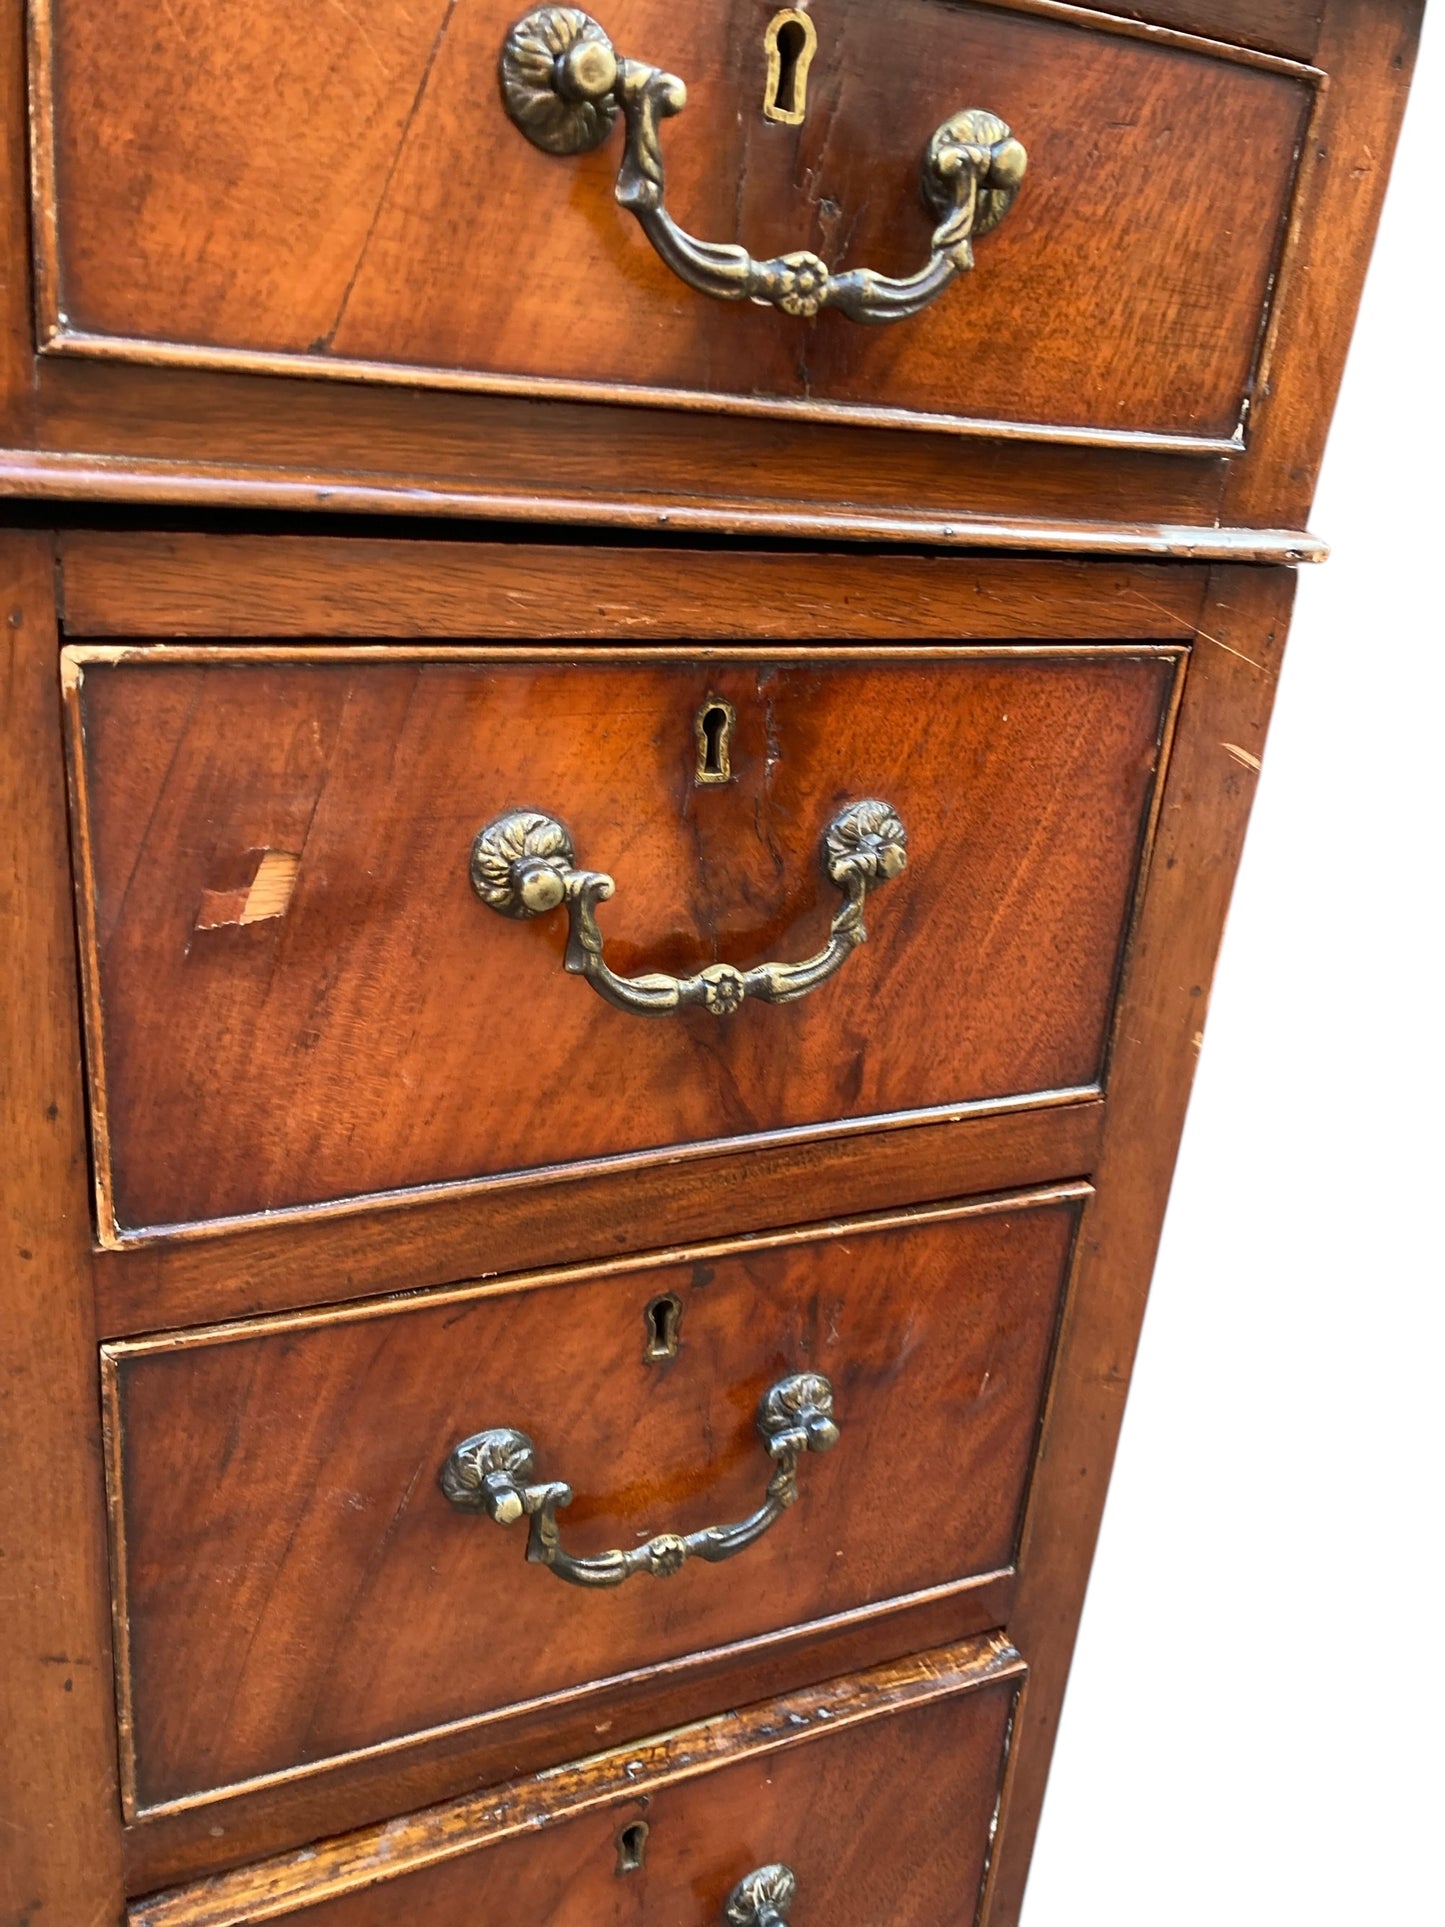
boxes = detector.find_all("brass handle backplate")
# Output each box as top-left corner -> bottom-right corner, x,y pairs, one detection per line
727,1865 -> 799,1927
471,799 -> 907,1018
440,1373 -> 838,1590
500,6 -> 1026,324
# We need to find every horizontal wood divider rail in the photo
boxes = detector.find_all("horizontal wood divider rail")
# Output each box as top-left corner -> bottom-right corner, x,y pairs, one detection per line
92,1095 -> 1106,1337
128,1636 -> 1025,1926
0,448 -> 1326,558
123,1588 -> 1020,1896
59,536 -> 1216,640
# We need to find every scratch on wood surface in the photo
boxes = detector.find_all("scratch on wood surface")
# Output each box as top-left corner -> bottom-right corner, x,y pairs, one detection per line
320,0 -> 386,68
1202,630 -> 1268,671
322,0 -> 462,349
1122,588 -> 1269,670
195,851 -> 301,930
1221,741 -> 1262,772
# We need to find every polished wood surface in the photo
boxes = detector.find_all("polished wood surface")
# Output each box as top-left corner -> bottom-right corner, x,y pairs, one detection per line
1219,0 -> 1424,530
128,1638 -> 1023,1926
0,531 -> 125,1923
0,2 -> 1421,1915
94,1091 -> 1104,1339
0,4 -> 1416,546
37,0 -> 1310,448
68,647 -> 1176,1236
1115,0 -> 1321,53
987,566 -> 1298,1921
107,1191 -> 1078,1813
58,534 -> 1212,641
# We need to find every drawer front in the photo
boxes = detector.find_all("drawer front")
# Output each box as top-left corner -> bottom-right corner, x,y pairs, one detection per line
35,0 -> 1313,450
104,1191 -> 1078,1813
65,647 -> 1176,1236
129,1639 -> 1024,1926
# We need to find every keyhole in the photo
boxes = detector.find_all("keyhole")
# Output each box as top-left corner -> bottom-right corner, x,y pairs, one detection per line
616,1821 -> 650,1875
694,698 -> 735,785
763,10 -> 817,125
645,1293 -> 683,1362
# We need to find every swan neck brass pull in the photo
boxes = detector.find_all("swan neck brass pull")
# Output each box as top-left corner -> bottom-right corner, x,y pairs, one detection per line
727,1865 -> 799,1927
471,800 -> 907,1019
441,1374 -> 838,1590
500,6 -> 1026,324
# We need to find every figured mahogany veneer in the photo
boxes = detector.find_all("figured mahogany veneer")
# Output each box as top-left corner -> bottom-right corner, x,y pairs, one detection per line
65,645 -> 1179,1239
105,1190 -> 1078,1816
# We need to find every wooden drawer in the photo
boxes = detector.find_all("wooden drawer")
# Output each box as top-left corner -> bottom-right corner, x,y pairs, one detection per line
33,0 -> 1314,455
128,1638 -> 1024,1926
103,1189 -> 1078,1816
64,645 -> 1177,1239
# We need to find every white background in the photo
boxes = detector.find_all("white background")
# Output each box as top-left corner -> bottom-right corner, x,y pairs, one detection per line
1024,12 -> 1443,1923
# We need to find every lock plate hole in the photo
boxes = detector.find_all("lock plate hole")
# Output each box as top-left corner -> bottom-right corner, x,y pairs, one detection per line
616,1820 -> 650,1874
694,698 -> 735,785
763,10 -> 817,125
645,1293 -> 683,1362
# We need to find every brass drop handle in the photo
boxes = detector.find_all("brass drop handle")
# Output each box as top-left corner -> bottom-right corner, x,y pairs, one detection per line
440,1373 -> 838,1590
500,7 -> 1026,324
727,1866 -> 799,1927
471,799 -> 906,1018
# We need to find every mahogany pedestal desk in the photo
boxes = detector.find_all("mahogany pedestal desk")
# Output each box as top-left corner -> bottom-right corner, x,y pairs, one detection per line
0,1 -> 1422,1921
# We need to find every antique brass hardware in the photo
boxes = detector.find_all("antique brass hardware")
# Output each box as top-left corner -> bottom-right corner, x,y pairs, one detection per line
470,799 -> 907,1017
439,1372 -> 838,1590
762,11 -> 816,126
727,1864 -> 798,1926
499,6 -> 1026,324
695,697 -> 735,784
644,1293 -> 682,1362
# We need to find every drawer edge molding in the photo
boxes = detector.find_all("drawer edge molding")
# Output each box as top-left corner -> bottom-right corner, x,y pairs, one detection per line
87,1086 -> 1098,1254
6,448 -> 1329,558
13,349 -> 1257,457
92,1100 -> 1108,1337
101,1183 -> 1092,1358
125,1634 -> 1026,1927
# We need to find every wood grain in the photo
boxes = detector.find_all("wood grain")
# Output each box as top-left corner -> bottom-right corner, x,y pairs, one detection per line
106,1190 -> 1080,1813
979,565 -> 1298,1924
0,6 -> 1420,1919
57,534 -> 1212,641
35,0 -> 1313,448
67,647 -> 1178,1236
127,1637 -> 1024,1927
92,1090 -> 1104,1338
1219,0 -> 1425,530
0,531 -> 125,1922
11,341 -> 1246,535
0,3 -> 1414,548
1107,0 -> 1322,57
122,1563 -> 1016,1894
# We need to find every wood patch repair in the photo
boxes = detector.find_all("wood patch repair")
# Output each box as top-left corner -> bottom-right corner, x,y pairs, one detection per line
195,851 -> 301,931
